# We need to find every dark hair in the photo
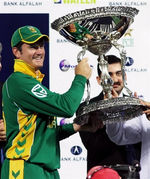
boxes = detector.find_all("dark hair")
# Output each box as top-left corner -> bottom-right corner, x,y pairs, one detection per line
97,55 -> 121,76
12,41 -> 24,58
14,41 -> 24,51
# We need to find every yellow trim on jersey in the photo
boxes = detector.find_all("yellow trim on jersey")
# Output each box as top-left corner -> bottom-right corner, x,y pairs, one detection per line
2,102 -> 6,133
14,59 -> 44,82
6,109 -> 37,160
9,160 -> 24,179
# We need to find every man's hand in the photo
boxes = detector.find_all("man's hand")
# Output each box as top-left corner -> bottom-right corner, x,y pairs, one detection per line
0,119 -> 6,141
85,34 -> 93,40
73,111 -> 104,132
75,58 -> 92,80
140,100 -> 150,120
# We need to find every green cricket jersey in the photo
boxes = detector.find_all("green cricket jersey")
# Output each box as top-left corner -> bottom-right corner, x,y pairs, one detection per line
2,59 -> 86,171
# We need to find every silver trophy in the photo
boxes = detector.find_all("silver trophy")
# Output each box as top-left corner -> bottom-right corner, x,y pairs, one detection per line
51,6 -> 145,125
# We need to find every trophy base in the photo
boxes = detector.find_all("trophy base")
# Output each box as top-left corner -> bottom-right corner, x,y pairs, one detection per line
74,97 -> 145,125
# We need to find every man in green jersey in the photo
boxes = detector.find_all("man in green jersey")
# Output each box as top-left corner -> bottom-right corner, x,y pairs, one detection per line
1,25 -> 92,179
66,23 -> 93,40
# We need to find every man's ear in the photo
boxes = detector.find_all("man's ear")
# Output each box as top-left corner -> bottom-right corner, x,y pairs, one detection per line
12,47 -> 21,59
96,76 -> 101,85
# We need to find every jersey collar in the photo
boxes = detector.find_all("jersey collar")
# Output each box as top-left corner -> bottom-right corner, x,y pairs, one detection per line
14,59 -> 44,82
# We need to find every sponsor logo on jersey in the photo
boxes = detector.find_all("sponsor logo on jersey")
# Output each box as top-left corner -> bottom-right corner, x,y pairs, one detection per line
31,84 -> 47,98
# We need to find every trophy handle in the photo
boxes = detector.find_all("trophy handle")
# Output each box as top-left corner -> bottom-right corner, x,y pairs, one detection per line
77,45 -> 87,63
111,40 -> 132,96
77,46 -> 91,104
98,55 -> 114,99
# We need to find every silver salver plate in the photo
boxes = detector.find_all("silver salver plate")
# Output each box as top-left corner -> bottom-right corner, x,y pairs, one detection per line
74,97 -> 145,125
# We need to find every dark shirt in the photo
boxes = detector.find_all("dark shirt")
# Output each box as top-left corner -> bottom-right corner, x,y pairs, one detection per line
77,92 -> 141,172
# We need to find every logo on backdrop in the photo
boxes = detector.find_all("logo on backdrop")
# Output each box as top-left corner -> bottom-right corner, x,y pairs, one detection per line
61,145 -> 87,162
122,29 -> 134,48
59,59 -> 76,72
59,118 -> 71,125
109,1 -> 147,6
71,146 -> 82,155
60,118 -> 66,125
57,38 -> 68,43
125,57 -> 147,73
59,59 -> 93,72
125,57 -> 134,66
53,0 -> 62,3
4,1 -> 43,6
53,0 -> 96,4
59,59 -> 71,71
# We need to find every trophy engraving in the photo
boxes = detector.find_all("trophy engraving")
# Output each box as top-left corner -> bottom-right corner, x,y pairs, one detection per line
51,6 -> 144,125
